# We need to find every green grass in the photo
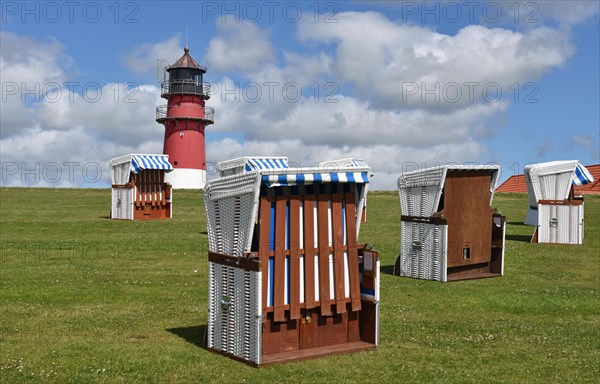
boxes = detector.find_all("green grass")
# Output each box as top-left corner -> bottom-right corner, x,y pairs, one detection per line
1,188 -> 598,383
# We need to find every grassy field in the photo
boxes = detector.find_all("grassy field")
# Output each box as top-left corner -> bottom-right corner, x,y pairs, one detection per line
0,188 -> 598,383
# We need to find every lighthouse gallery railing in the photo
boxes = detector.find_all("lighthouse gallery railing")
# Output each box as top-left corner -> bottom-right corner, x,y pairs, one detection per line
156,105 -> 214,124
160,81 -> 211,98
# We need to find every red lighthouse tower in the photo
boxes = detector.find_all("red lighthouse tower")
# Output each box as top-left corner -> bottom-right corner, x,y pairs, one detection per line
156,47 -> 214,189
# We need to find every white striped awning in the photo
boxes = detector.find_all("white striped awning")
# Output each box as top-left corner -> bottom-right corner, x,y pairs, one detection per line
244,157 -> 289,172
131,155 -> 173,174
573,163 -> 594,186
262,172 -> 369,187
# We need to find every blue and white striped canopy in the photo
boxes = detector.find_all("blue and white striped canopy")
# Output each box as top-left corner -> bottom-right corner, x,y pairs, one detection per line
244,158 -> 289,172
573,163 -> 594,186
262,171 -> 369,187
130,155 -> 173,174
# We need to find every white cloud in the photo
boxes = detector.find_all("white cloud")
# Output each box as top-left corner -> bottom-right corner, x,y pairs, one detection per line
206,19 -> 274,72
121,34 -> 183,76
298,12 -> 573,109
35,83 -> 163,145
0,31 -> 73,138
205,137 -> 488,190
0,98 -> 35,138
212,90 -> 508,147
0,31 -> 71,85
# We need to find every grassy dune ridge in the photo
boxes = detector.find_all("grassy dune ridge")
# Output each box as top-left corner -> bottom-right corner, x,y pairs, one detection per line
1,188 -> 598,383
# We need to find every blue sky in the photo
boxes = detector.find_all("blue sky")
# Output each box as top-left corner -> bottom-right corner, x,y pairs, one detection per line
1,1 -> 598,188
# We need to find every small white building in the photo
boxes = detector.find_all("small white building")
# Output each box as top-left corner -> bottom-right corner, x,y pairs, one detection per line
109,154 -> 173,220
204,156 -> 380,366
524,160 -> 594,244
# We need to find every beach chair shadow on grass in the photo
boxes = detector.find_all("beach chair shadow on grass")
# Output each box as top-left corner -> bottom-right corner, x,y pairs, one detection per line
167,324 -> 208,349
380,264 -> 395,276
505,234 -> 534,243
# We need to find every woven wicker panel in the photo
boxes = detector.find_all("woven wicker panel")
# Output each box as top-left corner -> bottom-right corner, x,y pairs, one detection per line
398,167 -> 445,189
205,172 -> 258,201
208,262 -> 261,364
525,161 -> 578,201
398,221 -> 447,281
538,171 -> 573,201
111,188 -> 133,220
110,162 -> 131,185
538,204 -> 583,244
207,261 -> 219,351
524,171 -> 538,209
400,185 -> 442,217
398,168 -> 445,217
204,174 -> 258,256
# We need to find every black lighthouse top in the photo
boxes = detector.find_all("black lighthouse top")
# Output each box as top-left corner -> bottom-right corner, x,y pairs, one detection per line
161,47 -> 209,99
167,47 -> 206,73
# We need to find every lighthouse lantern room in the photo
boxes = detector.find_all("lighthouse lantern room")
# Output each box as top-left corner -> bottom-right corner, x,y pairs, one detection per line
156,47 -> 214,189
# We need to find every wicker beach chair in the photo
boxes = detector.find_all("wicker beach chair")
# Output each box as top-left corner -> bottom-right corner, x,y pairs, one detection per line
204,157 -> 380,366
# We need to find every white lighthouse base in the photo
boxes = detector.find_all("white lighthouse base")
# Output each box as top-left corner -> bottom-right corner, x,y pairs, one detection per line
165,168 -> 206,189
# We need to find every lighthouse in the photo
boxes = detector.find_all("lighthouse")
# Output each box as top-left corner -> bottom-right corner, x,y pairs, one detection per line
156,47 -> 214,189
